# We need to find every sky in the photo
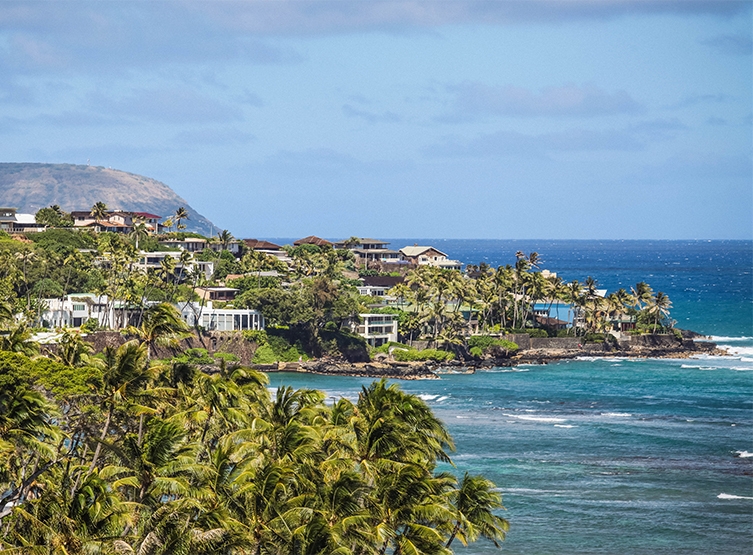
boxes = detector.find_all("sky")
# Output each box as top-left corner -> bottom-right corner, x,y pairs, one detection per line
1,0 -> 751,240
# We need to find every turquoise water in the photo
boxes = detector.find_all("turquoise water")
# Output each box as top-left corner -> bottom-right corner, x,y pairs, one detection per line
267,240 -> 753,554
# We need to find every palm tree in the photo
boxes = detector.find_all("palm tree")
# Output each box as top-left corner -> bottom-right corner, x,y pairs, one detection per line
648,291 -> 672,333
127,302 -> 190,359
130,220 -> 149,250
174,207 -> 189,231
90,201 -> 108,222
631,282 -> 653,311
54,329 -> 94,367
88,340 -> 153,471
218,229 -> 234,252
445,472 -> 509,549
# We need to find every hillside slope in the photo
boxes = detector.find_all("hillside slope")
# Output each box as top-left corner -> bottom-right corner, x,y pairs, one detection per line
0,163 -> 217,234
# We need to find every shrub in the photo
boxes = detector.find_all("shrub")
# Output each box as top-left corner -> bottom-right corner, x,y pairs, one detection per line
372,341 -> 411,354
214,352 -> 239,362
250,331 -> 309,363
467,336 -> 519,357
174,348 -> 214,365
242,329 -> 269,344
392,348 -> 454,362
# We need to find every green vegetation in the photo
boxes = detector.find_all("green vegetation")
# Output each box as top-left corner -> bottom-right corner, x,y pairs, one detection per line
0,339 -> 508,553
392,347 -> 455,362
467,336 -> 519,358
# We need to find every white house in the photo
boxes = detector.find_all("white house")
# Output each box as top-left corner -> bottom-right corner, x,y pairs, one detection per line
399,246 -> 462,270
352,313 -> 399,347
39,294 -> 143,329
136,251 -> 215,281
178,301 -> 265,332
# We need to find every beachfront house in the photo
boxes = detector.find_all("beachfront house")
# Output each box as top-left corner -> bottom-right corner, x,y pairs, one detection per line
39,293 -> 143,329
352,313 -> 399,347
178,301 -> 265,332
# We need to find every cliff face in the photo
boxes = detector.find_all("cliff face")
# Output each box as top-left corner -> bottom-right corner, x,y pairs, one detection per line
0,163 -> 216,233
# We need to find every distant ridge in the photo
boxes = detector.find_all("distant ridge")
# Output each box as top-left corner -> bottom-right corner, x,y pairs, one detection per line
0,163 -> 217,234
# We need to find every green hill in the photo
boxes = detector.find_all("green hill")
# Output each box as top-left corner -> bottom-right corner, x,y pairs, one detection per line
0,163 -> 217,234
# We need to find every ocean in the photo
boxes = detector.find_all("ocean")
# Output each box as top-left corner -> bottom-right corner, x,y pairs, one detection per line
267,240 -> 753,555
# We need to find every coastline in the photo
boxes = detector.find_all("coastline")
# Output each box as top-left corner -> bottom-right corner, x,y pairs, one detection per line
249,337 -> 726,380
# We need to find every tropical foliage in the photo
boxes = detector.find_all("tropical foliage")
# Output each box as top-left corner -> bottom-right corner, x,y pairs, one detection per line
0,342 -> 509,554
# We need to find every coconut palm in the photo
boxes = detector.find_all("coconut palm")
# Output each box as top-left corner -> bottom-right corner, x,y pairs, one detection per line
647,291 -> 672,333
127,302 -> 190,359
174,207 -> 189,231
88,340 -> 154,471
130,220 -> 149,250
90,201 -> 108,222
218,229 -> 234,252
54,329 -> 94,367
445,472 -> 509,549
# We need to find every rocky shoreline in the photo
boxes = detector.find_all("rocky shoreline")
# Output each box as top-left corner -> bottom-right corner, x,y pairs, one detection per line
250,335 -> 726,380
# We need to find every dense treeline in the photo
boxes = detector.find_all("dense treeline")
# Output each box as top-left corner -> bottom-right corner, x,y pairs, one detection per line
0,332 -> 508,554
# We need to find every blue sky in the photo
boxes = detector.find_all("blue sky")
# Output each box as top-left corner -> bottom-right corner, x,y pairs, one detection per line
1,0 -> 751,239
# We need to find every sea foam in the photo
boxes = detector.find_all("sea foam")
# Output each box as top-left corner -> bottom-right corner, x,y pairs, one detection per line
504,414 -> 566,423
718,493 -> 753,500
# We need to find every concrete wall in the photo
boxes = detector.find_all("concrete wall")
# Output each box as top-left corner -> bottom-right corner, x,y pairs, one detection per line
529,337 -> 580,350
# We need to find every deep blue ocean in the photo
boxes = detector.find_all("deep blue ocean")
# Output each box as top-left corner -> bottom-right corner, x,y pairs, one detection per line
267,240 -> 753,555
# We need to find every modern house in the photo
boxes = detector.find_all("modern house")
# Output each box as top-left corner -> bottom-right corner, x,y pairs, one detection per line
357,275 -> 404,297
0,208 -> 45,233
399,246 -> 462,270
352,314 -> 399,347
335,238 -> 404,266
158,237 -> 208,252
135,251 -> 215,281
39,293 -> 143,329
178,301 -> 264,332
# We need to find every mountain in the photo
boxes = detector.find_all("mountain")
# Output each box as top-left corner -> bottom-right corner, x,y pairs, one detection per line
0,163 -> 217,234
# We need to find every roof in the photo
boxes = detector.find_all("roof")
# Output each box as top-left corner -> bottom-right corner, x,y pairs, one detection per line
336,238 -> 390,246
351,248 -> 401,255
196,287 -> 239,292
399,246 -> 448,258
160,237 -> 206,243
133,212 -> 161,219
535,315 -> 569,327
83,221 -> 127,228
294,235 -> 332,247
14,213 -> 37,224
244,239 -> 282,250
361,276 -> 404,287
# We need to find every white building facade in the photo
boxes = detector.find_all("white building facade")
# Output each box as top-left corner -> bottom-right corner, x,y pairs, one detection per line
353,313 -> 399,347
178,302 -> 265,332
